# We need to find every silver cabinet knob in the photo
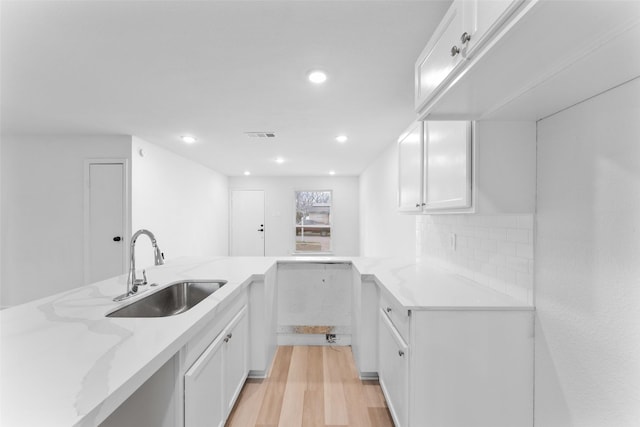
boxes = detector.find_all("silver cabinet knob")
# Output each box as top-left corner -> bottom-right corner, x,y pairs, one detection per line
398,350 -> 405,357
224,332 -> 232,343
386,306 -> 392,313
460,32 -> 471,44
451,45 -> 460,57
415,203 -> 420,208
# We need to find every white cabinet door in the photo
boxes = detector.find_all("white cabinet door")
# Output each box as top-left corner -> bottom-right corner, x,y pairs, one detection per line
224,305 -> 249,416
415,0 -> 465,110
184,333 -> 225,427
378,309 -> 409,427
398,121 -> 424,212
462,0 -> 523,57
423,121 -> 472,211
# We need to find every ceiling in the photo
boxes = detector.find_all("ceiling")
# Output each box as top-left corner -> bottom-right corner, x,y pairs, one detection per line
1,0 -> 450,176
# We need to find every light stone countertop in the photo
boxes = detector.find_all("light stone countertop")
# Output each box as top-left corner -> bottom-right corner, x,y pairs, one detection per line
0,256 -> 532,427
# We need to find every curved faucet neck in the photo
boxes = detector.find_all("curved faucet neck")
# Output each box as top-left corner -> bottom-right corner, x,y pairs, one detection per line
126,229 -> 164,296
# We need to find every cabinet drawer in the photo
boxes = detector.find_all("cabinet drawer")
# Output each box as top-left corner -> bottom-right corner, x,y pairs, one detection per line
185,290 -> 248,369
379,290 -> 410,343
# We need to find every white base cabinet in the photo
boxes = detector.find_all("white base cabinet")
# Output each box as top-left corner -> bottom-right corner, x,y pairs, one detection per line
184,305 -> 249,427
378,309 -> 409,427
184,331 -> 225,427
410,310 -> 534,427
353,282 -> 534,427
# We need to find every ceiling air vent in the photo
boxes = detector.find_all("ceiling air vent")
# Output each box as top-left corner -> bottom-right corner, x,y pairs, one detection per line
244,131 -> 276,139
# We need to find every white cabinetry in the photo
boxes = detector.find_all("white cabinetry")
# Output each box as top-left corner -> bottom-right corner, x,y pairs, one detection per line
398,122 -> 424,212
249,267 -> 277,377
398,120 -> 472,213
351,275 -> 378,376
378,309 -> 409,427
184,331 -> 225,427
415,0 -> 522,113
415,0 -> 465,111
357,281 -> 534,427
398,121 -> 535,215
184,304 -> 249,427
416,0 -> 640,120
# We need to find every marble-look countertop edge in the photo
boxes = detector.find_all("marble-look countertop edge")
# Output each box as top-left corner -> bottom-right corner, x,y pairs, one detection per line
1,256 -> 531,427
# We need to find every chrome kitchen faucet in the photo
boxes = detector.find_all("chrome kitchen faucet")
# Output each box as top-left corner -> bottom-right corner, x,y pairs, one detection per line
113,229 -> 164,302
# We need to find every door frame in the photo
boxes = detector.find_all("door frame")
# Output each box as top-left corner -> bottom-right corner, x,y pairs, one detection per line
229,189 -> 266,256
83,158 -> 131,285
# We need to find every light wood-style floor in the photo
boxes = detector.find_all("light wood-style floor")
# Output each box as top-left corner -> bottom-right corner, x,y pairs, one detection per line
226,346 -> 394,427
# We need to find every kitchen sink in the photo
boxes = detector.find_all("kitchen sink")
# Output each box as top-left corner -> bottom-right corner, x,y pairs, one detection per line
107,280 -> 227,318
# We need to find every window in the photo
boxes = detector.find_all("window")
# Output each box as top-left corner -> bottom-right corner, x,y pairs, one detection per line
295,190 -> 332,253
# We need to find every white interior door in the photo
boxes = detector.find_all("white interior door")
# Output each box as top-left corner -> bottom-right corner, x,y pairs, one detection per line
230,190 -> 265,256
86,162 -> 126,284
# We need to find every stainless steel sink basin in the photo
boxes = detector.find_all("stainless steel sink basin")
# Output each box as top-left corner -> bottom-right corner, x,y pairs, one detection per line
107,280 -> 227,318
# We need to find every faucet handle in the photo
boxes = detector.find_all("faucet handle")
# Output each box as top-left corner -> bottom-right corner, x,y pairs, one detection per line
132,270 -> 148,287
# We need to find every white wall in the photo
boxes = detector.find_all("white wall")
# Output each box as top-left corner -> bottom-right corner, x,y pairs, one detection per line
131,137 -> 229,269
535,78 -> 640,426
0,135 -> 132,307
228,176 -> 359,256
419,214 -> 534,304
359,141 -> 416,257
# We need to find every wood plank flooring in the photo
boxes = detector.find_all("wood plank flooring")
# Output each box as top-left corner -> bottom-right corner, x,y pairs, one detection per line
226,346 -> 394,427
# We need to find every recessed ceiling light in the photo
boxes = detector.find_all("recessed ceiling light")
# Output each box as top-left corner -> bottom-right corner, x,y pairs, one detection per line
308,70 -> 327,84
181,135 -> 197,144
244,171 -> 251,176
275,157 -> 285,164
329,170 -> 336,175
335,135 -> 348,143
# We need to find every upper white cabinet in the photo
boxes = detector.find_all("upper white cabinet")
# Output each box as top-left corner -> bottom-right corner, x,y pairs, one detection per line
415,0 -> 522,113
184,305 -> 249,427
416,0 -> 640,120
223,306 -> 249,415
423,121 -> 472,211
398,120 -> 472,213
415,1 -> 465,110
398,120 -> 536,215
184,331 -> 225,427
461,0 -> 523,57
397,122 -> 425,212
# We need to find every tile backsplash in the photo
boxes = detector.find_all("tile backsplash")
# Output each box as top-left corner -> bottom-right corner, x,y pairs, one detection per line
417,214 -> 534,305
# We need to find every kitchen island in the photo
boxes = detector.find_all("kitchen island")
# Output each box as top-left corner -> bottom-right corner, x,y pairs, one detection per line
0,256 -> 532,427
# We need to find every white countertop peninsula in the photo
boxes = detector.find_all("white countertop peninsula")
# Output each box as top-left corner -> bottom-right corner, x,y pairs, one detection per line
0,256 -> 532,426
